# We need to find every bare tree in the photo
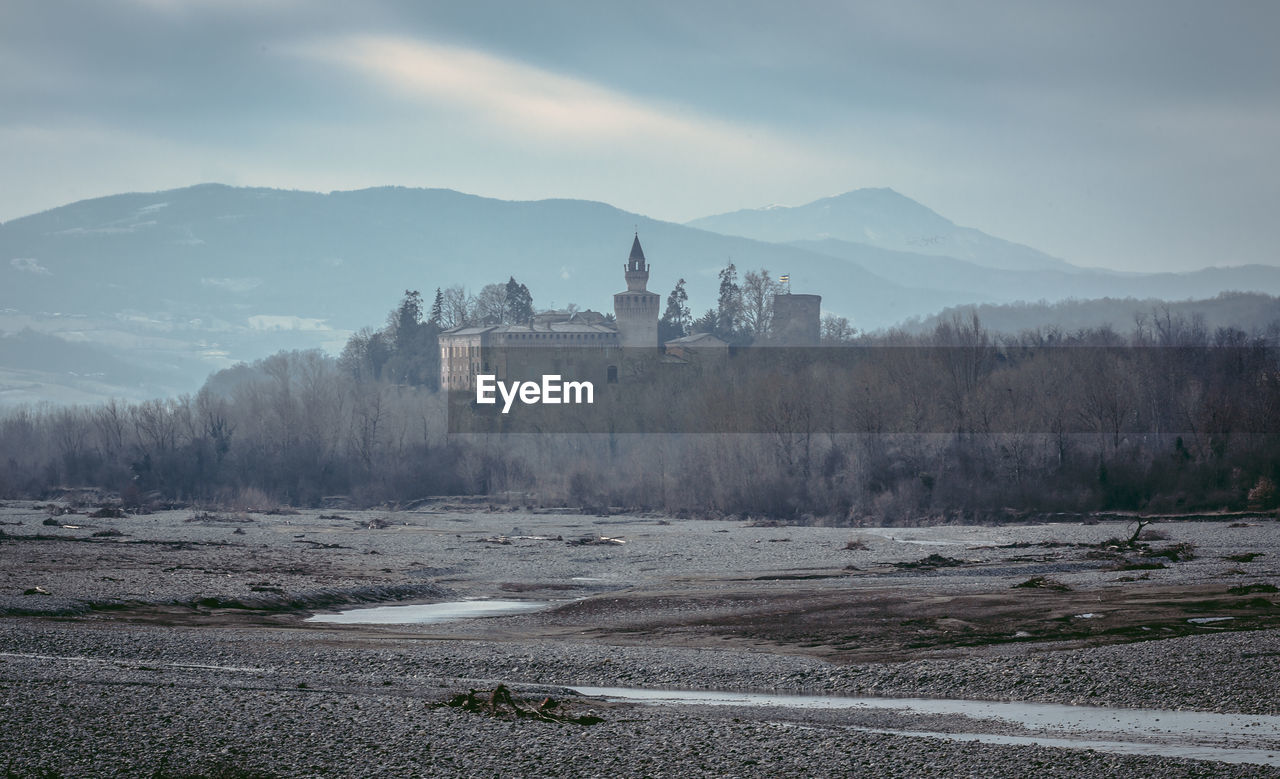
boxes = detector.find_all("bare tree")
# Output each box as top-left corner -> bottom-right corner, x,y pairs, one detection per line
741,269 -> 779,338
440,285 -> 472,329
820,314 -> 857,344
473,283 -> 508,324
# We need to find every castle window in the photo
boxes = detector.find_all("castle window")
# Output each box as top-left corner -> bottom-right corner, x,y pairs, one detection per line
607,365 -> 618,384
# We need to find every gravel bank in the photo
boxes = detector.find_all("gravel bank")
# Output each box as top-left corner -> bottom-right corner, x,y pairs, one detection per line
2,502 -> 1279,775
3,620 -> 1278,778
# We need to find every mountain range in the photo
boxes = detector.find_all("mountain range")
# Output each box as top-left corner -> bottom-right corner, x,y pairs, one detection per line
688,188 -> 1077,272
3,183 -> 1279,405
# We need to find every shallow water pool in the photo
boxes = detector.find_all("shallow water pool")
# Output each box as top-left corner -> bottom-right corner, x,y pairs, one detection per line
305,599 -> 549,625
570,686 -> 1280,766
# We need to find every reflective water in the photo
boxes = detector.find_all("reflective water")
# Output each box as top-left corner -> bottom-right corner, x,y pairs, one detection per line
305,599 -> 548,625
571,686 -> 1280,766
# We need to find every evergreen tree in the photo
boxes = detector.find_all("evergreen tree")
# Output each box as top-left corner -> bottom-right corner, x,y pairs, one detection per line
390,290 -> 423,353
659,278 -> 690,343
371,289 -> 442,387
716,262 -> 742,340
505,276 -> 534,324
690,308 -> 718,335
429,288 -> 444,327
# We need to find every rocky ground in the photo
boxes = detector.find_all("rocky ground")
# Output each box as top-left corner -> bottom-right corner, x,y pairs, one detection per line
2,500 -> 1279,776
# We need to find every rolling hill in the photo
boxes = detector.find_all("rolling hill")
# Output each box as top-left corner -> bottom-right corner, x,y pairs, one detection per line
4,183 -> 1280,404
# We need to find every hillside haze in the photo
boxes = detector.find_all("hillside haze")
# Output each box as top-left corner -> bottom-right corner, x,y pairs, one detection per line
687,188 -> 1076,272
0,184 -> 950,330
4,183 -> 1280,405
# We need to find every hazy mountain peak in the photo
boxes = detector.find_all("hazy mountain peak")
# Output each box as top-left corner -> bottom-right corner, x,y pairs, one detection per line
7,182 -> 1280,407
688,188 -> 1073,272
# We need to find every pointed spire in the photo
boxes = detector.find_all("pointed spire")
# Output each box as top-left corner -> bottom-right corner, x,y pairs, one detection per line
629,232 -> 646,262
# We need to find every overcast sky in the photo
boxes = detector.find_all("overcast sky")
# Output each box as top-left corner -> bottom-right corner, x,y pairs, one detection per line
1,1 -> 1277,272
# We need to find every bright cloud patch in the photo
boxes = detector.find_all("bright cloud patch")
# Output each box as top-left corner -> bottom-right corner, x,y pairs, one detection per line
10,257 -> 52,276
201,276 -> 262,293
285,34 -> 809,165
248,315 -> 331,332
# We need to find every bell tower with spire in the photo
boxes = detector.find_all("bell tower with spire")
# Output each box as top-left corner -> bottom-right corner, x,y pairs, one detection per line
614,233 -> 660,348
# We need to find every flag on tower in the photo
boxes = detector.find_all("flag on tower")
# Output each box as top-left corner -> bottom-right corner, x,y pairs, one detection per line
779,274 -> 790,283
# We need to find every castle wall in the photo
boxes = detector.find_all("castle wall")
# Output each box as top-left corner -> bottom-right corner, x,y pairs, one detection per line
614,291 -> 660,348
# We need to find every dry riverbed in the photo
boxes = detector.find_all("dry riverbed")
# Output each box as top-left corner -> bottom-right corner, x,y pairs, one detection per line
1,500 -> 1279,776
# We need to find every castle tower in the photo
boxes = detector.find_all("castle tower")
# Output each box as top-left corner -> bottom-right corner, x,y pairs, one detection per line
772,292 -> 821,345
613,233 -> 660,347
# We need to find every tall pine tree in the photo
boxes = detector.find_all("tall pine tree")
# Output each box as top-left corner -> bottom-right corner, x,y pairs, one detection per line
504,277 -> 534,324
716,262 -> 742,341
659,278 -> 690,342
429,287 -> 444,327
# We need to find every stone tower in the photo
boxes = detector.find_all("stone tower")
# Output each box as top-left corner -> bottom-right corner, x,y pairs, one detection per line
772,292 -> 822,345
613,233 -> 660,348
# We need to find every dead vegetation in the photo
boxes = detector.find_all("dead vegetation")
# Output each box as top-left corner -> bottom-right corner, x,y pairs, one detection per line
566,535 -> 625,546
1228,583 -> 1279,595
893,554 -> 967,569
433,684 -> 602,726
185,512 -> 254,524
292,539 -> 350,550
1013,576 -> 1071,591
481,534 -> 563,545
1225,552 -> 1265,563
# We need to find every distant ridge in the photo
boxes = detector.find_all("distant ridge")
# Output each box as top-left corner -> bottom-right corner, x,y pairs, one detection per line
688,188 -> 1075,272
5,182 -> 1280,404
903,292 -> 1280,337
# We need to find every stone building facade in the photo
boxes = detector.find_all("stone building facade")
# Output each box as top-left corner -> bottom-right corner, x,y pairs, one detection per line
439,235 -> 660,390
771,292 -> 822,346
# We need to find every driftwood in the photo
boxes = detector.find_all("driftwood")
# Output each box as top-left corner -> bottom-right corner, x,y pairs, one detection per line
481,534 -> 563,545
292,539 -> 351,549
566,535 -> 625,546
436,684 -> 602,726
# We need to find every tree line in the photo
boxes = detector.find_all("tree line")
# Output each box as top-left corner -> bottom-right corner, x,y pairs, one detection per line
658,265 -> 855,345
339,278 -> 535,389
3,300 -> 1279,523
337,263 -> 856,395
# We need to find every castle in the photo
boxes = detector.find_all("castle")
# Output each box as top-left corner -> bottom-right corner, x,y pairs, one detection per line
438,234 -> 820,390
614,234 -> 660,348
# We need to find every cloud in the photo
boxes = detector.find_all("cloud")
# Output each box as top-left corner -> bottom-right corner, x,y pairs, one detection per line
248,314 -> 331,332
201,276 -> 262,293
285,34 -> 816,165
10,257 -> 51,276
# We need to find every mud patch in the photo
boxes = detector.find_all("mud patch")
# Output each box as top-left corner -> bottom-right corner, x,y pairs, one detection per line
560,583 -> 1280,662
